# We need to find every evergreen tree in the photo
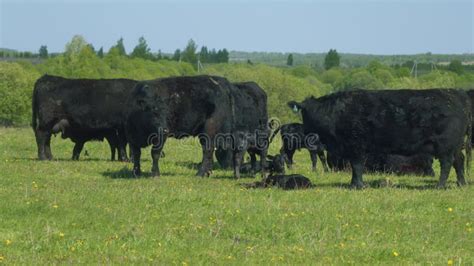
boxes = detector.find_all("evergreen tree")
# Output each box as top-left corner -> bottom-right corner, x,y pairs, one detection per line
181,39 -> 198,65
324,49 -> 340,70
155,50 -> 163,61
172,49 -> 181,61
39,45 -> 48,58
111,37 -> 126,56
200,46 -> 209,63
287,53 -> 294,66
97,47 -> 104,58
131,36 -> 152,60
221,48 -> 229,63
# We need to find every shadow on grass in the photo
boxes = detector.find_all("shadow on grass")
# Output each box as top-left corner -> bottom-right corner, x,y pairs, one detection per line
313,178 -> 463,190
174,161 -> 223,170
14,157 -> 130,163
102,167 -> 179,179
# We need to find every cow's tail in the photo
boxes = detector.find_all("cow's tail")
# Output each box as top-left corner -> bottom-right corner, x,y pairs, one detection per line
466,115 -> 472,177
31,81 -> 39,132
269,124 -> 281,144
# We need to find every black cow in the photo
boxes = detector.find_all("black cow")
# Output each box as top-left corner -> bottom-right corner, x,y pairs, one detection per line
289,89 -> 471,189
270,123 -> 328,172
32,75 -> 137,161
217,82 -> 269,178
125,75 -> 234,177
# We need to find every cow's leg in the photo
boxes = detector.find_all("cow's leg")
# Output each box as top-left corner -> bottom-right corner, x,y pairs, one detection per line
318,149 -> 329,172
106,137 -> 117,161
259,147 -> 268,179
437,154 -> 454,188
350,159 -> 365,189
44,133 -> 53,160
233,150 -> 244,179
309,150 -> 318,172
286,149 -> 296,169
453,151 -> 467,186
249,152 -> 257,174
197,136 -> 214,177
36,129 -> 53,160
131,145 -> 142,177
150,137 -> 166,177
72,141 -> 84,160
117,130 -> 128,162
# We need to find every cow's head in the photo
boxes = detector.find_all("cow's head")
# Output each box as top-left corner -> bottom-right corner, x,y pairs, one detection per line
132,82 -> 169,134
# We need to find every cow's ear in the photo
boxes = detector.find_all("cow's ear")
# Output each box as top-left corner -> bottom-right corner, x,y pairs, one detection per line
288,101 -> 303,113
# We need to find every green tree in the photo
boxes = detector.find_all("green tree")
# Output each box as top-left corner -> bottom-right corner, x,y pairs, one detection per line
287,53 -> 294,66
131,36 -> 152,60
181,39 -> 198,66
172,49 -> 181,61
39,45 -> 48,58
200,46 -> 209,63
97,47 -> 104,58
155,50 -> 163,61
111,37 -> 127,56
65,35 -> 88,56
324,49 -> 340,70
448,60 -> 464,75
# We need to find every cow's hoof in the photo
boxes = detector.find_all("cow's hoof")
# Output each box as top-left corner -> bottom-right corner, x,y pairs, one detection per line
133,169 -> 142,178
456,180 -> 467,187
349,183 -> 365,190
151,169 -> 160,178
436,183 -> 447,189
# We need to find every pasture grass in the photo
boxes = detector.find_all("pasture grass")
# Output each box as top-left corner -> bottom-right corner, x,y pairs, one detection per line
0,127 -> 473,264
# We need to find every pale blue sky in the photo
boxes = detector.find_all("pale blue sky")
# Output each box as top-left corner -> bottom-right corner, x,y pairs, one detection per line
0,0 -> 473,54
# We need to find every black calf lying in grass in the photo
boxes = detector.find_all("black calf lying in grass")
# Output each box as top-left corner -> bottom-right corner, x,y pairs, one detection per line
263,174 -> 313,190
244,174 -> 313,190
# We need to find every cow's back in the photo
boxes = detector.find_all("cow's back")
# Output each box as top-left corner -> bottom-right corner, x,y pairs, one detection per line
34,75 -> 137,129
301,89 -> 471,157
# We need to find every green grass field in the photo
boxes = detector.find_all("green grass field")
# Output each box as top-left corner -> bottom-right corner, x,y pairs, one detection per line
0,127 -> 473,264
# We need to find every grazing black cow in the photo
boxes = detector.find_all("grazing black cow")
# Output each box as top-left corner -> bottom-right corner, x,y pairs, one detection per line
125,75 -> 234,177
270,123 -> 328,172
32,75 -> 137,161
218,82 -> 269,178
289,89 -> 471,189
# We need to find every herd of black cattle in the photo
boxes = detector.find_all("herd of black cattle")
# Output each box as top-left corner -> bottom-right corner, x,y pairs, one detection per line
32,74 -> 474,189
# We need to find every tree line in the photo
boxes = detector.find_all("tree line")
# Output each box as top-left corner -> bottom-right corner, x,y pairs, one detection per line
0,35 -> 229,65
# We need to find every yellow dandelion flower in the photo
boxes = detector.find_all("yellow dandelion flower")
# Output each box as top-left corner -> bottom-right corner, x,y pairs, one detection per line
59,232 -> 65,238
52,204 -> 58,209
227,255 -> 233,259
447,259 -> 453,265
5,239 -> 12,246
392,251 -> 399,257
0,255 -> 4,261
448,208 -> 453,212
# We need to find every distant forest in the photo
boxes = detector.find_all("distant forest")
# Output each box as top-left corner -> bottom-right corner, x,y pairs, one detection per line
229,51 -> 474,68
